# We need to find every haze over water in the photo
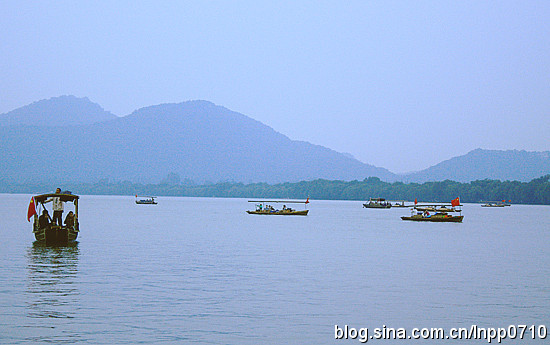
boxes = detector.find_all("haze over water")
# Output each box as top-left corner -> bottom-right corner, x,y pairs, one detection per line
1,194 -> 549,344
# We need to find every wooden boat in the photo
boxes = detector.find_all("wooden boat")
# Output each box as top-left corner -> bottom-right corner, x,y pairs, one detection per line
247,199 -> 309,216
30,193 -> 80,245
481,200 -> 510,207
401,213 -> 464,222
135,195 -> 157,204
481,202 -> 505,207
363,197 -> 392,208
401,198 -> 463,222
247,209 -> 309,216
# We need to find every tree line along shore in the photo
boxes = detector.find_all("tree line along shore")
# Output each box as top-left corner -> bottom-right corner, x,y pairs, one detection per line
2,175 -> 549,205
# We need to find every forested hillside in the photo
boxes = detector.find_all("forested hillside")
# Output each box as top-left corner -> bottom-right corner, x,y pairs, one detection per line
3,175 -> 549,205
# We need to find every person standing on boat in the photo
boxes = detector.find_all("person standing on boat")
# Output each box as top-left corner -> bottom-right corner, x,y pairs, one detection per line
45,188 -> 64,226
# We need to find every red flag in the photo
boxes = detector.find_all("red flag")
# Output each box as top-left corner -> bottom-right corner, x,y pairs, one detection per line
414,198 -> 417,205
305,197 -> 310,204
27,197 -> 37,222
451,197 -> 460,207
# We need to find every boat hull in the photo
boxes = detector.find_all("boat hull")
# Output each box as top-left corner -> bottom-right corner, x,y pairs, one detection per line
34,225 -> 78,245
247,210 -> 309,216
363,204 -> 392,209
401,215 -> 463,223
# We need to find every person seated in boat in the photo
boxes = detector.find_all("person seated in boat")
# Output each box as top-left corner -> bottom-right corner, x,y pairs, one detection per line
423,210 -> 431,217
64,211 -> 76,228
38,210 -> 51,230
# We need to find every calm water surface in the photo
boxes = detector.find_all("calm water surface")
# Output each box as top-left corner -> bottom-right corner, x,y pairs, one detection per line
0,194 -> 548,344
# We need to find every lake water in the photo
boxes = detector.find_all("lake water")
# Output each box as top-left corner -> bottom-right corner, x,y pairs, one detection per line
0,194 -> 548,344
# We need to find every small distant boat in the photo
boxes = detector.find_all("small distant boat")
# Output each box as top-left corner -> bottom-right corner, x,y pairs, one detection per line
413,203 -> 455,213
363,197 -> 392,209
135,195 -> 157,205
401,197 -> 463,222
391,200 -> 410,208
414,206 -> 436,212
29,193 -> 80,245
481,202 -> 505,207
481,200 -> 511,207
435,206 -> 455,212
401,212 -> 464,222
247,199 -> 309,216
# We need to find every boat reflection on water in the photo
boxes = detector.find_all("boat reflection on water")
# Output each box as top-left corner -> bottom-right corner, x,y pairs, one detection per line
26,241 -> 80,320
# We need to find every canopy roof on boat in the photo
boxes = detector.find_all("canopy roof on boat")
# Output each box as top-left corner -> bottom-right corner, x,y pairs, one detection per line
34,193 -> 79,203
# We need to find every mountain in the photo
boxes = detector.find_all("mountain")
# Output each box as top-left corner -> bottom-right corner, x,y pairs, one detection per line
0,98 -> 395,184
3,96 -> 548,185
0,95 -> 117,126
401,149 -> 550,182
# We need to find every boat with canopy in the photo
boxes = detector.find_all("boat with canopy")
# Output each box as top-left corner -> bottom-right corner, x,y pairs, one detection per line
135,195 -> 158,204
481,200 -> 511,207
363,197 -> 392,208
401,197 -> 463,222
28,193 -> 80,244
247,199 -> 310,215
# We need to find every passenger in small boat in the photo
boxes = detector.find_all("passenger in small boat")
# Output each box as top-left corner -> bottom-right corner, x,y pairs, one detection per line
64,211 -> 76,228
38,210 -> 51,230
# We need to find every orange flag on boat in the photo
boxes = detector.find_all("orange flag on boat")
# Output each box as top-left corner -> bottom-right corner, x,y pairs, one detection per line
451,197 -> 460,207
305,197 -> 310,204
414,198 -> 417,205
27,197 -> 37,222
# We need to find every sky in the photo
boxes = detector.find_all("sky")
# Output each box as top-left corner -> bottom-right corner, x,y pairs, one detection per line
1,1 -> 549,173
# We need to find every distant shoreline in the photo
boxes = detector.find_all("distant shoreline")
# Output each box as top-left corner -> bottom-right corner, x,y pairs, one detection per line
2,175 -> 549,205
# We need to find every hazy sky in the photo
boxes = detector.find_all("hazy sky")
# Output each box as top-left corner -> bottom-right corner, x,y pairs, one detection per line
2,1 -> 549,173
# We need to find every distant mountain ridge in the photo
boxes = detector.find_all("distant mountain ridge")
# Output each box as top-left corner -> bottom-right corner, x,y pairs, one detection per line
0,95 -> 117,126
401,149 -> 550,182
1,96 -> 548,184
0,97 -> 394,184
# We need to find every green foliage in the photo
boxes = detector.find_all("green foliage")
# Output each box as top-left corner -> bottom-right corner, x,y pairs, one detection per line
2,175 -> 549,205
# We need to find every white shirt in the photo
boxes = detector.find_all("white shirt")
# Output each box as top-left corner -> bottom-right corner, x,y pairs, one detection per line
46,196 -> 64,211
